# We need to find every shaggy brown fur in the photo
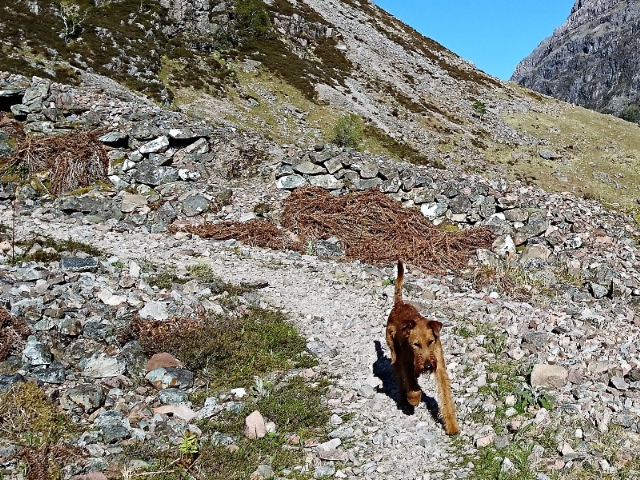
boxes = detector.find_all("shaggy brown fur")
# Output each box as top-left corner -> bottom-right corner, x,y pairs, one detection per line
385,260 -> 461,435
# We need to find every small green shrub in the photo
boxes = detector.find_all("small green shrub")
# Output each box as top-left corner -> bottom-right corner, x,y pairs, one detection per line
332,113 -> 363,148
619,104 -> 640,124
235,0 -> 272,35
473,100 -> 487,116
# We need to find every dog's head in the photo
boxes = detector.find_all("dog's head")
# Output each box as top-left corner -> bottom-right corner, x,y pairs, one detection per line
400,317 -> 442,375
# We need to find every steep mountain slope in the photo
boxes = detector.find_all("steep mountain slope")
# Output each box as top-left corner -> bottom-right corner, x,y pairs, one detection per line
512,0 -> 640,115
3,0 -> 640,209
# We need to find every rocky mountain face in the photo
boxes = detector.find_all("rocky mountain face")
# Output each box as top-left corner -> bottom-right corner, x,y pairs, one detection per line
512,0 -> 640,114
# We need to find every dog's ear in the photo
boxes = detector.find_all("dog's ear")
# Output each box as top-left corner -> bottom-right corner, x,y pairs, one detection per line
430,320 -> 443,337
401,319 -> 416,337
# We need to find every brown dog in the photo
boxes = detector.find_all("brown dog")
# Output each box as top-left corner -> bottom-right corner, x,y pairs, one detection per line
385,260 -> 460,435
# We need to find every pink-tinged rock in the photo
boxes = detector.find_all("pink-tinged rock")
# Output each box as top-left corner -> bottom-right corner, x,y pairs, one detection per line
530,364 -> 568,389
70,473 -> 108,480
146,352 -> 183,372
476,435 -> 494,448
244,410 -> 266,440
610,376 -> 629,391
154,405 -> 197,422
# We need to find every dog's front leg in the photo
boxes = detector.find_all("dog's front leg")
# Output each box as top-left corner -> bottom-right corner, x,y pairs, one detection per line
404,363 -> 422,406
434,354 -> 460,435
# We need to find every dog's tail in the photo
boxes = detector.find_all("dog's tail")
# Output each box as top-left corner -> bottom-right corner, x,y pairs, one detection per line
394,260 -> 404,304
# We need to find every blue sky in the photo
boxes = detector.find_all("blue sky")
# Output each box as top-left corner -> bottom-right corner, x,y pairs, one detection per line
374,0 -> 575,80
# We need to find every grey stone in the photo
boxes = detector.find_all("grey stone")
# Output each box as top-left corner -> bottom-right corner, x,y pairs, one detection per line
146,367 -> 194,390
358,384 -> 376,399
504,208 -> 529,222
94,410 -> 131,443
83,353 -> 126,378
379,163 -> 399,180
22,336 -> 52,366
14,267 -> 45,281
476,195 -> 497,218
539,149 -> 559,160
612,411 -> 637,428
168,128 -> 197,140
139,136 -> 170,154
0,373 -> 25,393
610,376 -> 629,391
494,435 -> 511,449
10,104 -> 31,117
353,158 -> 379,178
380,177 -> 402,193
149,153 -> 172,166
328,426 -> 354,439
133,163 -> 179,186
410,187 -> 435,204
421,202 -> 448,221
98,132 -> 128,145
313,466 -> 335,479
276,175 -> 308,190
523,332 -> 551,350
183,137 -> 209,154
317,448 -> 348,462
275,165 -> 294,178
515,214 -> 550,244
589,282 -> 609,299
293,161 -> 326,175
565,234 -> 582,249
449,195 -> 471,214
306,340 -> 337,358
67,384 -> 105,412
309,175 -> 344,190
354,177 -> 381,190
418,433 -> 438,448
23,82 -> 49,106
29,361 -> 65,384
139,301 -> 169,320
252,465 -> 274,480
0,132 -> 16,157
118,341 -> 147,377
324,157 -> 343,174
315,237 -> 343,257
182,195 -> 210,217
158,388 -> 189,405
60,257 -> 99,272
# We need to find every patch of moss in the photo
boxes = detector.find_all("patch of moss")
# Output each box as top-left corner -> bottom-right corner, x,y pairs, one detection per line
126,305 -> 317,390
146,271 -> 188,290
0,382 -> 72,444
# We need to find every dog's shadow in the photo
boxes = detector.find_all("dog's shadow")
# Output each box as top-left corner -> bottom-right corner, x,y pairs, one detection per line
372,340 -> 441,423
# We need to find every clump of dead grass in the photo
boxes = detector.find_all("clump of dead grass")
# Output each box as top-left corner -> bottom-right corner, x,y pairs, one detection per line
176,187 -> 495,274
2,130 -> 108,194
171,218 -> 303,252
0,306 -> 31,361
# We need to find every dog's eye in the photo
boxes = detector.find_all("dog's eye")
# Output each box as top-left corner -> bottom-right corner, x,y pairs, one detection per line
428,340 -> 435,346
413,343 -> 421,348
